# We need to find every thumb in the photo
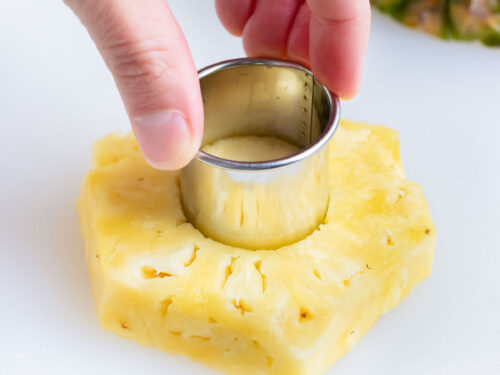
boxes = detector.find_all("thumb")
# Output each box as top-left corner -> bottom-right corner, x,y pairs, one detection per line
65,0 -> 203,170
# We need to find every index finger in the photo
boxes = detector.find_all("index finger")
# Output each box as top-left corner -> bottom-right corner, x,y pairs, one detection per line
307,0 -> 371,99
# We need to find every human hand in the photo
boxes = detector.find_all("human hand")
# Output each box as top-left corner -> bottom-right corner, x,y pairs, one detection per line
216,0 -> 370,99
65,0 -> 370,170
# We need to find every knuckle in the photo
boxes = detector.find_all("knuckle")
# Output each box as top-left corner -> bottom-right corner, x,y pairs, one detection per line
105,41 -> 172,90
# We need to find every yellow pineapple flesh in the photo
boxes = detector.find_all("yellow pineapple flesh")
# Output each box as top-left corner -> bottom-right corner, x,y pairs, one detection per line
77,120 -> 435,375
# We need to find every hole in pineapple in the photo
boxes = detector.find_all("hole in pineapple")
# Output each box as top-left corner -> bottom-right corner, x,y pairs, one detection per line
397,188 -> 406,200
252,340 -> 261,349
142,266 -> 175,279
254,260 -> 267,292
170,331 -> 182,337
137,177 -> 144,182
366,264 -> 372,270
299,307 -> 313,322
160,297 -> 173,318
120,321 -> 129,330
158,271 -> 174,277
142,266 -> 157,279
386,235 -> 394,246
313,269 -> 322,280
208,317 -> 218,323
223,257 -> 239,287
184,245 -> 199,267
190,335 -> 210,342
156,229 -> 163,237
343,279 -> 351,287
425,228 -> 431,235
232,298 -> 252,315
267,356 -> 274,368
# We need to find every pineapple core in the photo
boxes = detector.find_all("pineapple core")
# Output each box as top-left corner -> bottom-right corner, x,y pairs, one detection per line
204,135 -> 299,161
78,120 -> 435,375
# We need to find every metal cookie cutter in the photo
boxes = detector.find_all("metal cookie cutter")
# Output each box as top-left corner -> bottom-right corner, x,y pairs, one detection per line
181,58 -> 340,250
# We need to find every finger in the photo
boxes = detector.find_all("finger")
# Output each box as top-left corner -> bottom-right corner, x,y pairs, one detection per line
242,0 -> 303,59
307,0 -> 371,99
64,0 -> 203,170
215,0 -> 255,36
287,2 -> 311,67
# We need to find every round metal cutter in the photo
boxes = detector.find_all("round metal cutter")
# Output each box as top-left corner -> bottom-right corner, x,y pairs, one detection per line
180,58 -> 340,249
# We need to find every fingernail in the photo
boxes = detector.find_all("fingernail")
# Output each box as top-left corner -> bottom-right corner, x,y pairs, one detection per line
132,110 -> 195,170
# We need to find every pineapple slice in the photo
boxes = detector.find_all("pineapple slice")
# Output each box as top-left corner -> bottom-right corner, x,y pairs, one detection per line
78,120 -> 435,375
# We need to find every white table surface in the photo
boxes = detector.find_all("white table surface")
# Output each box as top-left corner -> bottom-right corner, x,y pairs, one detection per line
1,1 -> 499,374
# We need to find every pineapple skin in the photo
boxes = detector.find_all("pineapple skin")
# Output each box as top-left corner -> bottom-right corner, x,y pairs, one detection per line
77,120 -> 435,375
371,0 -> 500,46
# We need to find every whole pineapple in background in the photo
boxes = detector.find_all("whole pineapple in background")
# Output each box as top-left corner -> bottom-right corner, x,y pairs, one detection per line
78,120 -> 435,375
372,0 -> 500,46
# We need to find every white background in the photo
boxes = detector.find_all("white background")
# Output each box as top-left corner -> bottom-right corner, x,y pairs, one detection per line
1,1 -> 499,374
